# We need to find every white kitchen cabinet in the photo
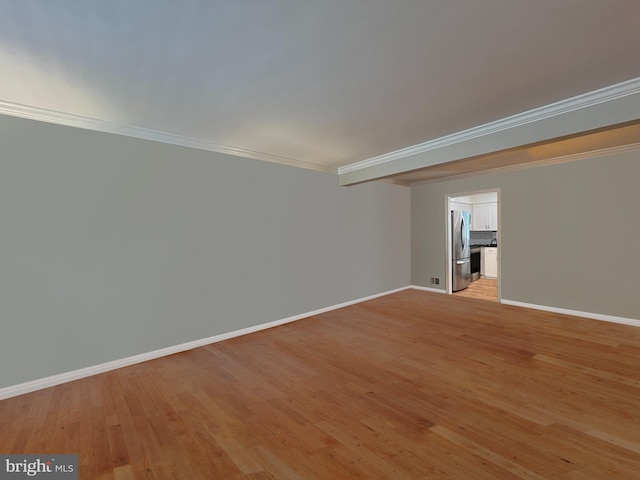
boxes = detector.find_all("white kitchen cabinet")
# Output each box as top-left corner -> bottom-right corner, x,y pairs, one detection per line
473,203 -> 497,231
482,247 -> 498,279
450,202 -> 471,214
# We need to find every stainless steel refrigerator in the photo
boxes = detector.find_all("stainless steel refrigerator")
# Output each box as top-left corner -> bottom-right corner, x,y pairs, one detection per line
451,210 -> 471,291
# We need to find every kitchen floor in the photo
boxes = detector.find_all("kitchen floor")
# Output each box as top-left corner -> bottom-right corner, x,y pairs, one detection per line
453,278 -> 498,302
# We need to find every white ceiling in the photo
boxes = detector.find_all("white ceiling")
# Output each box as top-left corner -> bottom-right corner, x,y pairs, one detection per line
1,1 -> 639,182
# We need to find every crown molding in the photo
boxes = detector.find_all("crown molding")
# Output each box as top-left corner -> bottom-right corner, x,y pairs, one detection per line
339,77 -> 640,176
410,142 -> 640,186
0,100 -> 337,174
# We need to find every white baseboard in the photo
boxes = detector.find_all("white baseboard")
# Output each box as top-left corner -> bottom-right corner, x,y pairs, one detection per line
501,299 -> 640,328
410,285 -> 446,294
0,286 -> 412,401
8,287 -> 634,401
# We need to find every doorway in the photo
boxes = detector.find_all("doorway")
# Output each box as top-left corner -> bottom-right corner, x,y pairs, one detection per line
446,189 -> 500,302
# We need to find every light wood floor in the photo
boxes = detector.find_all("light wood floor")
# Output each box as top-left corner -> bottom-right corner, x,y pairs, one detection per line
2,290 -> 640,479
453,278 -> 498,302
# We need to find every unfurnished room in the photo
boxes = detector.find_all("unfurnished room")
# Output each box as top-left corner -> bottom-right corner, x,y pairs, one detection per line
1,2 -> 640,479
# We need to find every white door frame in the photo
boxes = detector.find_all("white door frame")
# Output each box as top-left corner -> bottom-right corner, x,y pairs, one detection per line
445,189 -> 501,301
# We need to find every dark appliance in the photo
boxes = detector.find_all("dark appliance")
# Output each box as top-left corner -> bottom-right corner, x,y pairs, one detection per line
470,247 -> 481,281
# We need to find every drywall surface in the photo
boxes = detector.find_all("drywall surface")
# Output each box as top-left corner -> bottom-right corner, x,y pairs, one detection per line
0,115 -> 410,388
412,148 -> 640,320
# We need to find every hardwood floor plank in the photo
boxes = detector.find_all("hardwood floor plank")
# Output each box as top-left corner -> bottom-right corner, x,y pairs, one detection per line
252,445 -> 310,480
542,423 -> 640,479
430,424 -> 549,479
214,436 -> 264,475
1,289 -> 640,478
453,278 -> 498,302
113,465 -> 135,480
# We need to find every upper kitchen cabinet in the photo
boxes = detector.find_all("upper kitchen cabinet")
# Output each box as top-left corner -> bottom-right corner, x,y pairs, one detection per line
450,198 -> 472,215
472,202 -> 497,231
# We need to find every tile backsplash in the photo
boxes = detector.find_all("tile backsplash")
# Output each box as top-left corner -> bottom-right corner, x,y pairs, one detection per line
470,230 -> 497,245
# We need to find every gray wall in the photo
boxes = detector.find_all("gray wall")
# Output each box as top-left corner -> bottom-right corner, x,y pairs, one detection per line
0,115 -> 410,389
412,149 -> 640,320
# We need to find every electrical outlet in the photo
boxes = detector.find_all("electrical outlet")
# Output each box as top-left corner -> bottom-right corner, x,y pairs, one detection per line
430,277 -> 440,285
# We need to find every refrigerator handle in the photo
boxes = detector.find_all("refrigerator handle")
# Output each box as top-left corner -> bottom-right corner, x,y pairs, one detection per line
456,259 -> 469,265
461,217 -> 466,249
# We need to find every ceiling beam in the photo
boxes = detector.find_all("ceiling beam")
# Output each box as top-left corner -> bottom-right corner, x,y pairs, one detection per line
338,78 -> 640,185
